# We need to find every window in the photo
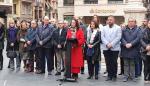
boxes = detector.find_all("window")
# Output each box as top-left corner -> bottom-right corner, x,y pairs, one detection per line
63,0 -> 74,6
108,0 -> 123,4
84,0 -> 98,4
13,4 -> 17,14
22,2 -> 32,15
0,0 -> 4,2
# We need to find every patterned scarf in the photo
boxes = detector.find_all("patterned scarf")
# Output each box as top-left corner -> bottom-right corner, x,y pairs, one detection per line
87,28 -> 98,44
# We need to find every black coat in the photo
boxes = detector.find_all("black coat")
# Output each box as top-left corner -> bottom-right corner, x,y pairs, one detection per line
86,31 -> 101,61
53,28 -> 67,51
121,26 -> 141,59
36,24 -> 55,48
0,26 -> 4,50
141,28 -> 150,55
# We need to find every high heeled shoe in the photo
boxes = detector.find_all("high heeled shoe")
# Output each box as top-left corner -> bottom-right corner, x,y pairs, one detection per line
95,75 -> 98,80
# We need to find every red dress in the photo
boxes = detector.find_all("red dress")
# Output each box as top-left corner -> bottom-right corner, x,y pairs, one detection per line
66,28 -> 85,73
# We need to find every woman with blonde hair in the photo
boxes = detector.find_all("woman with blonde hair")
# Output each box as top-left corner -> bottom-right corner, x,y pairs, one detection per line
6,19 -> 18,70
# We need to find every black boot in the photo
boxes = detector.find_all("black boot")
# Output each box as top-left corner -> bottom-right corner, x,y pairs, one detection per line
95,75 -> 98,80
87,76 -> 93,79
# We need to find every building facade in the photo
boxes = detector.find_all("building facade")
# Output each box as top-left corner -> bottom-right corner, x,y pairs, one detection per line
0,0 -> 13,24
12,0 -> 33,21
32,0 -> 58,21
44,0 -> 57,20
58,0 -> 146,25
33,0 -> 44,21
143,0 -> 150,20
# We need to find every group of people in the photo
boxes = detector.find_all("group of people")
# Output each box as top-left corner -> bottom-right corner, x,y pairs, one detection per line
0,15 -> 150,83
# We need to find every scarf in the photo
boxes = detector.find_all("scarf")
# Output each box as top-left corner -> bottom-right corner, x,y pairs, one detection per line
8,27 -> 17,42
87,28 -> 98,44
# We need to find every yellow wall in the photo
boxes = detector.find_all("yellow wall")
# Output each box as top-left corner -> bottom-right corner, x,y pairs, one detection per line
13,0 -> 21,17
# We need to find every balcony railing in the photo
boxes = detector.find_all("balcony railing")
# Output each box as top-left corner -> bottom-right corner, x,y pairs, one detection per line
63,3 -> 74,6
84,0 -> 98,4
0,0 -> 12,5
63,0 -> 74,6
108,1 -> 123,4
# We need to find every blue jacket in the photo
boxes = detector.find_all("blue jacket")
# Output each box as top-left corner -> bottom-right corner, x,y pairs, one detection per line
36,24 -> 55,48
121,26 -> 141,59
25,28 -> 37,50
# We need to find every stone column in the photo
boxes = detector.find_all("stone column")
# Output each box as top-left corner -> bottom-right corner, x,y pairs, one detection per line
58,0 -> 64,20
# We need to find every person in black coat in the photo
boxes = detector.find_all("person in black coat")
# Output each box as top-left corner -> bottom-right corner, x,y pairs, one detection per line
78,18 -> 87,74
141,20 -> 150,83
86,20 -> 101,80
0,21 -> 5,70
53,20 -> 67,75
6,20 -> 18,70
121,18 -> 141,82
36,16 -> 55,74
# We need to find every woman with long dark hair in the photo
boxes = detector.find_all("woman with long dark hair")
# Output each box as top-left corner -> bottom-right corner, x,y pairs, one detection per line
64,19 -> 85,81
86,20 -> 101,80
17,20 -> 28,71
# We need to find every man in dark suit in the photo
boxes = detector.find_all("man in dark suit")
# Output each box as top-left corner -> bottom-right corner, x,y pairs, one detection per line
53,20 -> 67,75
36,16 -> 55,74
121,18 -> 141,82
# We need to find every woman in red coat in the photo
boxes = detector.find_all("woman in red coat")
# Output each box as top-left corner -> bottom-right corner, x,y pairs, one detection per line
65,19 -> 85,80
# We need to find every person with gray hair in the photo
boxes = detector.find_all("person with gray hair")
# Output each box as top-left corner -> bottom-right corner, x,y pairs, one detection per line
25,20 -> 37,72
36,16 -> 55,74
53,20 -> 67,76
121,18 -> 141,82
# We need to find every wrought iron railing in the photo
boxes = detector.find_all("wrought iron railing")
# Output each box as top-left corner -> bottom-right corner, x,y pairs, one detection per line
84,0 -> 98,4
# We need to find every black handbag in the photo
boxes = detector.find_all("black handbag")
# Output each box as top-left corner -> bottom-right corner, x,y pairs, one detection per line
7,49 -> 17,58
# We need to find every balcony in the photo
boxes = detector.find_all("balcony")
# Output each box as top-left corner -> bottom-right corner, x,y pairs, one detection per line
21,0 -> 33,3
0,0 -> 12,5
0,0 -> 12,14
108,0 -> 123,4
84,0 -> 98,4
63,0 -> 74,6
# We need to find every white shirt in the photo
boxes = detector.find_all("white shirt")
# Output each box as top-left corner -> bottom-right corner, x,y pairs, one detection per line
59,29 -> 62,36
